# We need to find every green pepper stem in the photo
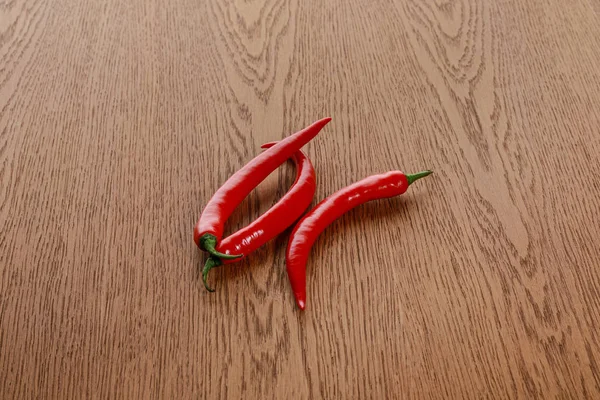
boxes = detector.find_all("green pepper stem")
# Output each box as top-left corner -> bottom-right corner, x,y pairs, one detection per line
199,234 -> 243,260
202,257 -> 223,292
406,170 -> 433,185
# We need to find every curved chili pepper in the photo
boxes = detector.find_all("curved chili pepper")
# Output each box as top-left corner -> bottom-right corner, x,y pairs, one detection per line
201,141 -> 316,291
193,117 -> 331,260
285,170 -> 432,310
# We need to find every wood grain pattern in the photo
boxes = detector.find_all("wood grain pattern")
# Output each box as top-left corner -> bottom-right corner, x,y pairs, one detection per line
1,0 -> 600,398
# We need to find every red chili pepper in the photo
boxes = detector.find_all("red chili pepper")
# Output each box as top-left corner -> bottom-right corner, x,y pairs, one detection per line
285,170 -> 432,310
201,142 -> 316,291
194,118 -> 331,268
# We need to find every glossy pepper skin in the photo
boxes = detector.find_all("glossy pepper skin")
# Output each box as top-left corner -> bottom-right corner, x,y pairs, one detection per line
285,170 -> 432,310
193,117 -> 331,260
216,142 -> 316,261
201,142 -> 317,291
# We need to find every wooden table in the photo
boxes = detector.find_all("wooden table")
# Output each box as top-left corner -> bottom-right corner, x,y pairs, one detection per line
2,0 -> 599,398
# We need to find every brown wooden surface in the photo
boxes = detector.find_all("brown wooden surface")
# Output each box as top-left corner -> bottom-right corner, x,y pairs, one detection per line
2,0 -> 600,398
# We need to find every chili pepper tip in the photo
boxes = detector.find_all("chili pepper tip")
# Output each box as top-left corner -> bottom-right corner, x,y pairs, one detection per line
297,299 -> 306,310
260,117 -> 331,151
260,142 -> 277,149
406,170 -> 433,185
